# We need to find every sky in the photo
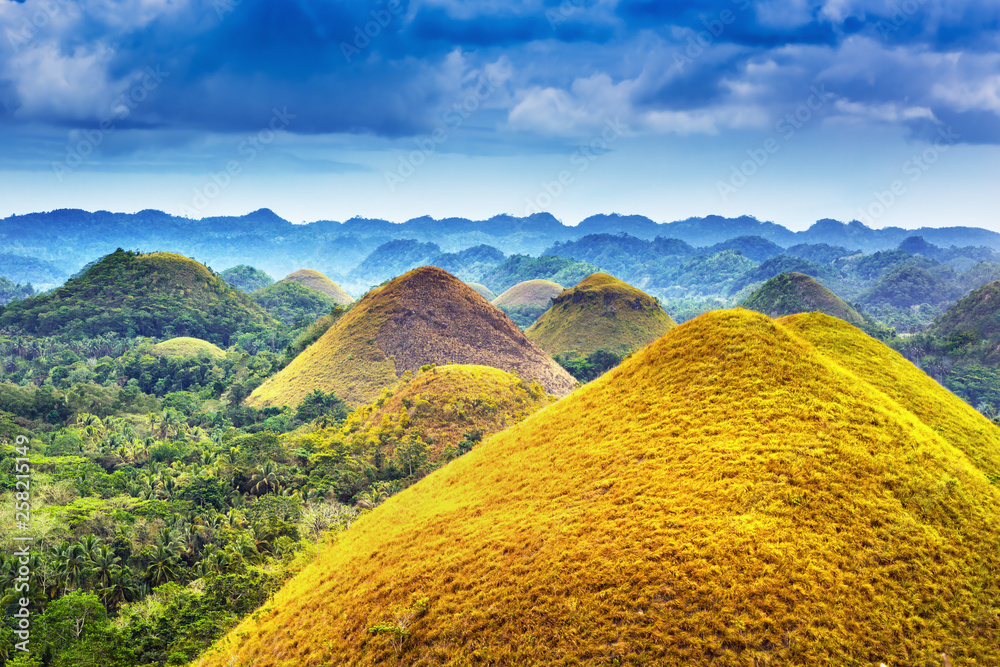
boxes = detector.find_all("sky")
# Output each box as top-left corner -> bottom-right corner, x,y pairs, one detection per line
1,0 -> 999,231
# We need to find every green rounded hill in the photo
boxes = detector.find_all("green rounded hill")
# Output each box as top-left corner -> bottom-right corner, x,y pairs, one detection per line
0,249 -> 275,345
741,272 -> 865,325
525,272 -> 677,356
282,269 -> 353,304
247,266 -> 576,408
491,279 -> 563,308
199,309 -> 1000,666
151,337 -> 225,359
924,279 -> 1000,363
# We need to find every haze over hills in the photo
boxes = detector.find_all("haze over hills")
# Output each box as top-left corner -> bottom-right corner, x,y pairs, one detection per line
526,273 -> 677,356
6,209 -> 1000,287
247,266 -> 575,408
741,273 -> 865,325
198,309 -> 1000,666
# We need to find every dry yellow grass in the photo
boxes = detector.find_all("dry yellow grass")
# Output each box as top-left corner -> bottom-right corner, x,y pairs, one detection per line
491,279 -> 563,308
248,266 -> 575,408
199,308 -> 1000,666
525,272 -> 677,356
334,364 -> 556,460
466,282 -> 497,302
282,269 -> 354,304
151,336 -> 225,359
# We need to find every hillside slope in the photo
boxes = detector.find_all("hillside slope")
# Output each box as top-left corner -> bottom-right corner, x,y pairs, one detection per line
336,364 -> 556,462
281,269 -> 354,304
0,249 -> 275,344
526,273 -> 676,356
200,309 -> 1000,666
151,337 -> 225,359
247,267 -> 575,408
491,279 -> 563,309
741,272 -> 865,325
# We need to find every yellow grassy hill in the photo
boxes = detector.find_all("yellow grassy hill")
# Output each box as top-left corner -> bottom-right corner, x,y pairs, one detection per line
490,278 -> 563,308
281,269 -> 354,305
525,272 -> 677,356
198,308 -> 1000,666
330,364 -> 556,462
150,337 -> 225,359
247,266 -> 576,408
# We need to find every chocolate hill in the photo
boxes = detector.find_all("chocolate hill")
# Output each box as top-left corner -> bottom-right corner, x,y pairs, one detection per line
741,272 -> 865,325
200,309 -> 1000,665
281,269 -> 354,304
525,273 -> 677,356
247,266 -> 576,407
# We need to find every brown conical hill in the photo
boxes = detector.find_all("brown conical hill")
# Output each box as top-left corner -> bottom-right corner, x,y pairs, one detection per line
491,278 -> 563,308
741,272 -> 864,325
247,266 -> 575,408
198,309 -> 1000,666
525,272 -> 676,356
281,269 -> 353,304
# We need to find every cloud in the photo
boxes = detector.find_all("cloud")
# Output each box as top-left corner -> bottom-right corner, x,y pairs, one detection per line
0,0 -> 997,151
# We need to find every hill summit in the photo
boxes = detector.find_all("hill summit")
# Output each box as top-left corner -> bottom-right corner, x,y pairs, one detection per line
200,309 -> 1000,666
248,266 -> 576,407
525,272 -> 677,356
741,272 -> 864,325
0,249 -> 275,344
281,269 -> 353,304
491,279 -> 564,308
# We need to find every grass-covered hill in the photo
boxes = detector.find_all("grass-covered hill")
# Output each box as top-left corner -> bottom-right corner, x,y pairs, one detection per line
331,363 -> 556,464
740,272 -> 865,325
465,282 -> 496,301
924,279 -> 1000,360
197,309 -> 1000,666
250,280 -> 340,327
491,279 -> 563,308
0,249 -> 276,345
247,266 -> 575,408
525,273 -> 676,356
280,269 -> 353,304
150,336 -> 225,359
491,279 -> 564,328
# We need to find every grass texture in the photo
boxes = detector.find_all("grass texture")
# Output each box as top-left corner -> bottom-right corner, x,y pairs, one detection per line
247,267 -> 575,408
525,273 -> 677,356
491,279 -> 564,308
200,309 -> 1000,666
741,273 -> 865,325
150,336 -> 225,359
282,269 -> 354,304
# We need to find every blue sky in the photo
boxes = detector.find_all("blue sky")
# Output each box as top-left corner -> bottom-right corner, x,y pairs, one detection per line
1,0 -> 998,230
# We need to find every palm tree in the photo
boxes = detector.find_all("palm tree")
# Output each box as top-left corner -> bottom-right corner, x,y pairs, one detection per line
101,567 -> 139,611
145,545 -> 181,586
250,462 -> 286,496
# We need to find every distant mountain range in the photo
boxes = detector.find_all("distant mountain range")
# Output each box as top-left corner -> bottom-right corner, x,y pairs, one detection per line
5,209 -> 1000,290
